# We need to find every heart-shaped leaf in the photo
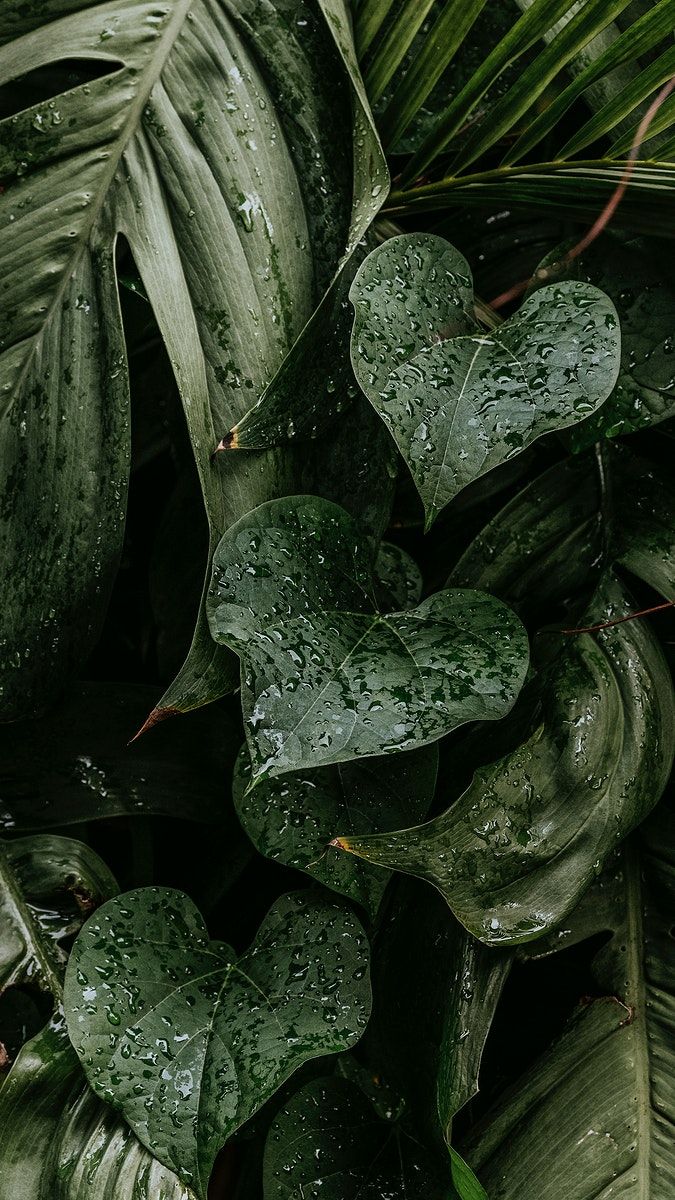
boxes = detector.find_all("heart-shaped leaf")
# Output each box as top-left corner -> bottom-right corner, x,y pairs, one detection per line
333,576 -> 675,944
206,496 -> 529,780
349,233 -> 621,527
233,743 -> 438,918
533,233 -> 675,448
64,888 -> 371,1199
263,1076 -> 456,1200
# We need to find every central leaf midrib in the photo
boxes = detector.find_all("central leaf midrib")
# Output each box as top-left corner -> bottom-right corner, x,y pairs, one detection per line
10,0 -> 193,406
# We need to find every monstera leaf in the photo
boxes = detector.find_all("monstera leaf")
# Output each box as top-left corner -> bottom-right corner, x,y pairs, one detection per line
0,0 -> 384,721
463,797 -> 675,1198
64,888 -> 371,1198
206,495 -> 529,780
233,743 -> 438,918
349,233 -> 621,527
333,576 -> 675,944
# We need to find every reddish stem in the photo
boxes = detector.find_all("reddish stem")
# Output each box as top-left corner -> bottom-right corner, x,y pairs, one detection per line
490,76 -> 675,310
561,598 -> 675,636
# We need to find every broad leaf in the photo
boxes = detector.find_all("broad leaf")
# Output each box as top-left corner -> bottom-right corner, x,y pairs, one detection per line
233,743 -> 438,918
64,888 -> 372,1198
533,234 -> 675,448
349,234 -> 620,527
1,834 -> 116,1012
263,1075 -> 455,1199
333,576 -> 675,944
0,0 -> 376,720
0,683 -> 240,831
206,495 -> 529,779
0,1019 -> 194,1200
463,798 -> 675,1197
371,878 -> 511,1141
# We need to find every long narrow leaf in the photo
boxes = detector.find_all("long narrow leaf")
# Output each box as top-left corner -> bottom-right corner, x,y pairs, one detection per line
354,0 -> 395,57
560,42 -> 675,158
378,0 -> 487,151
504,0 -> 675,163
451,0 -> 634,173
399,0 -> 581,184
364,0 -> 436,105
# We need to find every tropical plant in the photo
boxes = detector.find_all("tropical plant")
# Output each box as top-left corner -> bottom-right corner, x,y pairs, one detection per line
2,0 -> 675,1197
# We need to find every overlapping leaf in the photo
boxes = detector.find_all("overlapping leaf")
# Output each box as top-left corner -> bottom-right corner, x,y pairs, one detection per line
350,234 -> 620,527
532,234 -> 675,448
64,888 -> 372,1198
334,575 -> 675,944
0,0 -> 381,720
206,495 -> 529,779
463,798 -> 675,1197
0,1020 -> 194,1200
262,1075 -> 456,1200
233,743 -> 437,918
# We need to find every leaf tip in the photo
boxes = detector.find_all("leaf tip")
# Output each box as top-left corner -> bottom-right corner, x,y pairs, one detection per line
329,837 -> 352,853
128,705 -> 180,744
213,428 -> 239,456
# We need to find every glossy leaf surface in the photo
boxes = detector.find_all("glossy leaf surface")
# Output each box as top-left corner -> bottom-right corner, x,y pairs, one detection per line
263,1075 -> 453,1199
233,743 -> 438,917
64,888 -> 371,1197
334,577 -> 675,944
350,233 -> 621,526
464,799 -> 675,1197
0,0 -> 371,719
207,495 -> 529,779
0,1019 -> 193,1200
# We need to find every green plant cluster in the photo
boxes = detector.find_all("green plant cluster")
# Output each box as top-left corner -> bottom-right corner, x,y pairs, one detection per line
2,1 -> 675,1197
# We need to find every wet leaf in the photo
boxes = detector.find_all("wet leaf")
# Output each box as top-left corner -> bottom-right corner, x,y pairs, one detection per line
371,878 -> 511,1141
64,888 -> 372,1199
463,797 -> 675,1197
233,743 -> 438,918
207,495 -> 529,780
333,576 -> 675,945
0,0 -> 374,719
349,233 -> 621,527
533,234 -> 675,448
0,835 -> 117,1009
0,1018 -> 194,1200
263,1075 -> 453,1199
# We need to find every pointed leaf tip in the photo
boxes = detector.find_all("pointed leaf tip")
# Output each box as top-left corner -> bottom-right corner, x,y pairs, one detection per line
128,705 -> 179,745
213,429 -> 239,456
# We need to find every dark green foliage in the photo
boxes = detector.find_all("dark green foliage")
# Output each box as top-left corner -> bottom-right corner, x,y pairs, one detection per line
2,3 -> 675,1198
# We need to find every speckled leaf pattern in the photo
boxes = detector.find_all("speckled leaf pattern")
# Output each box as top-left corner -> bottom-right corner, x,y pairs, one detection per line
334,576 -> 675,945
0,0 -> 365,718
233,743 -> 438,917
464,800 -> 675,1198
0,835 -> 117,1004
263,1076 -> 453,1199
207,495 -> 529,779
64,888 -> 371,1198
349,233 -> 621,526
533,235 -> 675,449
0,1019 -> 194,1200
